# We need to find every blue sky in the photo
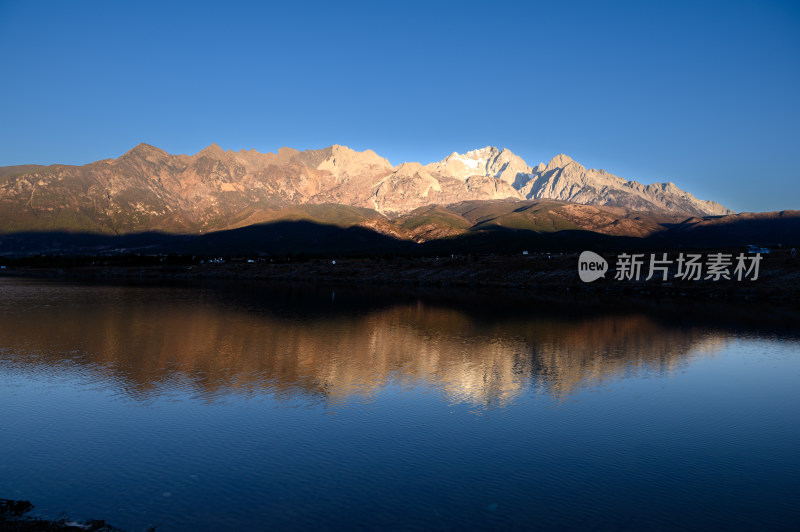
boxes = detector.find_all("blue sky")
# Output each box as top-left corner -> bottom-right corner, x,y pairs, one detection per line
1,0 -> 798,212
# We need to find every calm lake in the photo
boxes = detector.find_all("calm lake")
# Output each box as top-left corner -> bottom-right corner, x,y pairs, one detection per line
1,278 -> 799,531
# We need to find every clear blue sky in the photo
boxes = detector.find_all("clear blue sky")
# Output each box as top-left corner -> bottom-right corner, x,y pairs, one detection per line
1,0 -> 798,212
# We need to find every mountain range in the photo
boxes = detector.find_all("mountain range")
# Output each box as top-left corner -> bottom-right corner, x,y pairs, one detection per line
0,143 -> 733,238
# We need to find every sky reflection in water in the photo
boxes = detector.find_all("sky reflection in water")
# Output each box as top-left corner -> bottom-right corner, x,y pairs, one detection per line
1,279 -> 798,531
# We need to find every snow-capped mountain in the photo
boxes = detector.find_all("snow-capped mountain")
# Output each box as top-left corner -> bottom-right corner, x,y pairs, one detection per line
0,143 -> 732,235
371,147 -> 731,216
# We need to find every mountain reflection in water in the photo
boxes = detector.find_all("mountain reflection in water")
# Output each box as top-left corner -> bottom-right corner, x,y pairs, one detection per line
1,279 -> 788,408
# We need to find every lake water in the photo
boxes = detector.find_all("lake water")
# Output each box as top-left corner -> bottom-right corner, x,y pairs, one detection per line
1,278 -> 799,531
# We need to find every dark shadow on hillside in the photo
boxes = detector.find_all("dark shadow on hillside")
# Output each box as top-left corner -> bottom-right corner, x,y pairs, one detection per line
0,220 -> 414,257
419,228 -> 645,254
0,214 -> 798,257
649,213 -> 800,247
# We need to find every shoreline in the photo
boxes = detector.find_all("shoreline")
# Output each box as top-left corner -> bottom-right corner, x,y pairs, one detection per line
0,499 -> 125,531
2,251 -> 799,303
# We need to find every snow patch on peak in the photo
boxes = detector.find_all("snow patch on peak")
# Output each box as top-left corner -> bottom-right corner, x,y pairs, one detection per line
463,146 -> 497,158
450,155 -> 480,169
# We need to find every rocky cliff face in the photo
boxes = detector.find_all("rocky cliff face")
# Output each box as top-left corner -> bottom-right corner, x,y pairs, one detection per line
0,143 -> 732,234
373,147 -> 731,216
516,154 -> 731,216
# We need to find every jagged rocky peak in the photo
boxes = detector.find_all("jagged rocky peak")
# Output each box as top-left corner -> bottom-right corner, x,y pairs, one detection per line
276,147 -> 299,158
0,141 -> 735,230
234,146 -> 299,169
123,143 -> 167,157
120,143 -> 173,164
440,146 -> 494,165
545,154 -> 576,170
655,182 -> 682,194
194,142 -> 227,159
315,144 -> 394,177
428,146 -> 532,182
392,162 -> 425,175
488,148 -> 534,184
188,144 -> 307,173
